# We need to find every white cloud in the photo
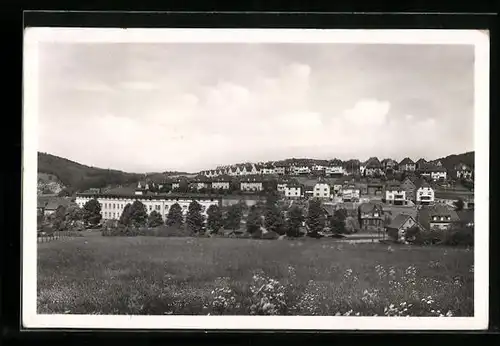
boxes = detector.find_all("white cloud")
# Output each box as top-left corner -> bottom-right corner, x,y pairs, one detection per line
120,81 -> 158,90
341,99 -> 391,126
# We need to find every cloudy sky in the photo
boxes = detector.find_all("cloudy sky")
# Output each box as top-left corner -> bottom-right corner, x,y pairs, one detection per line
37,42 -> 474,173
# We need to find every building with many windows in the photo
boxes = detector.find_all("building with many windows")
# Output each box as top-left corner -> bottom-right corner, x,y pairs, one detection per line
75,188 -> 221,221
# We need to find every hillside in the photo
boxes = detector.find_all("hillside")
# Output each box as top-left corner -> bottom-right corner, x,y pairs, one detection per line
434,151 -> 474,171
38,152 -> 143,194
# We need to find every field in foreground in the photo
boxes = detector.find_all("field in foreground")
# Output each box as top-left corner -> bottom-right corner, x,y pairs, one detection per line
37,235 -> 474,316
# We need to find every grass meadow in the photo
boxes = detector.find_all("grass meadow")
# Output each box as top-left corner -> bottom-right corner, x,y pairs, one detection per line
37,234 -> 474,316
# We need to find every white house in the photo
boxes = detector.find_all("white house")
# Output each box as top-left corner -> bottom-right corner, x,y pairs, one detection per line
415,180 -> 434,205
385,187 -> 406,205
313,182 -> 330,198
325,165 -> 345,176
261,166 -> 276,175
341,188 -> 360,202
290,165 -> 311,175
454,163 -> 473,180
240,180 -> 263,192
212,179 -> 231,190
274,166 -> 287,175
285,184 -> 303,199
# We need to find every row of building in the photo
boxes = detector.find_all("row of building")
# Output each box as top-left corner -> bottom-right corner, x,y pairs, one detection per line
198,158 -> 474,181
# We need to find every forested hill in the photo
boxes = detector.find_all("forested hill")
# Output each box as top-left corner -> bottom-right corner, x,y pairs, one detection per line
435,151 -> 474,171
38,152 -> 143,194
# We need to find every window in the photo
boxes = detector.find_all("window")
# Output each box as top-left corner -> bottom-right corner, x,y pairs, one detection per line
433,216 -> 438,221
156,205 -> 161,211
149,205 -> 152,211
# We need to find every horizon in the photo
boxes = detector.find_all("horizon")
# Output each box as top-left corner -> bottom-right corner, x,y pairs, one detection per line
35,32 -> 474,173
38,150 -> 474,174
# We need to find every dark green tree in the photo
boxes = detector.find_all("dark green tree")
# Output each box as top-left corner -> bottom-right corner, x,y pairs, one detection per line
264,197 -> 286,235
147,210 -> 164,227
206,204 -> 223,233
166,203 -> 183,227
119,203 -> 132,225
128,200 -> 148,228
225,203 -> 243,230
246,205 -> 262,234
83,198 -> 102,227
306,198 -> 325,237
51,205 -> 68,232
330,209 -> 347,234
186,200 -> 204,234
286,205 -> 304,238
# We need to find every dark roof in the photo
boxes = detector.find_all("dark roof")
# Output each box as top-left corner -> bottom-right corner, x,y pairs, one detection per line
399,157 -> 415,165
358,202 -> 384,214
44,197 -> 75,210
323,204 -> 336,217
385,180 -> 402,190
416,158 -> 427,165
434,191 -> 474,201
387,214 -> 414,230
417,205 -> 460,231
414,178 -> 432,190
420,163 -> 447,172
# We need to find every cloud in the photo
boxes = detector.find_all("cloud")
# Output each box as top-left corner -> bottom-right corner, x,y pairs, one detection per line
341,99 -> 391,126
74,82 -> 114,92
119,81 -> 158,90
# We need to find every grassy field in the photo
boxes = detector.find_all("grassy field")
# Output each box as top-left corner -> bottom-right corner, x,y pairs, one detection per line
37,235 -> 473,316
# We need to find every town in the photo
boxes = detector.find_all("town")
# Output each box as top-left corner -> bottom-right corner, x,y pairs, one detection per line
38,155 -> 474,243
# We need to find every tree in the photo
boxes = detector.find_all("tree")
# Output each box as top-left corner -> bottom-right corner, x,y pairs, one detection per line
128,200 -> 148,228
83,198 -> 102,227
225,203 -> 243,230
206,204 -> 223,233
264,199 -> 286,235
286,205 -> 304,237
147,210 -> 164,228
453,198 -> 465,211
186,200 -> 204,234
246,205 -> 262,234
306,198 -> 325,237
119,203 -> 132,225
51,205 -> 68,232
166,203 -> 183,227
330,209 -> 347,234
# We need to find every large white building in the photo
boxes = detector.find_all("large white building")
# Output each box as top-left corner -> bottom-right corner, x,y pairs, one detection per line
75,192 -> 221,221
313,182 -> 331,199
415,180 -> 435,205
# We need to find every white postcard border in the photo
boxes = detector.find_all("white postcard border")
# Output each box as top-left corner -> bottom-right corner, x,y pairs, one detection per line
22,28 -> 489,330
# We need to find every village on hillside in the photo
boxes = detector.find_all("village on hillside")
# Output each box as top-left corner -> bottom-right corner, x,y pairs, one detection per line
37,155 -> 474,244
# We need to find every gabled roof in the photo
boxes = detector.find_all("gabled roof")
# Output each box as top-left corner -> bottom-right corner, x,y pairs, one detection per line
45,197 -> 75,210
387,213 -> 415,230
323,204 -> 336,217
365,157 -> 382,168
399,157 -> 415,165
417,205 -> 460,230
416,158 -> 427,165
414,178 -> 432,190
420,163 -> 447,172
358,202 -> 384,214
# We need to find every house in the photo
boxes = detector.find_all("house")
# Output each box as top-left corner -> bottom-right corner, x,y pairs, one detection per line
385,214 -> 422,242
211,175 -> 232,190
332,184 -> 343,195
453,163 -> 473,180
385,181 -> 406,205
240,178 -> 264,192
274,165 -> 287,175
367,180 -> 384,196
399,157 -> 416,172
341,188 -> 360,202
358,202 -> 384,232
364,157 -> 384,177
43,197 -> 76,215
381,158 -> 398,174
420,163 -> 447,181
285,184 -> 304,199
313,182 -> 331,199
290,165 -> 311,176
261,164 -> 276,175
417,205 -> 460,231
415,158 -> 427,171
325,164 -> 345,177
414,179 -> 435,205
400,177 -> 417,201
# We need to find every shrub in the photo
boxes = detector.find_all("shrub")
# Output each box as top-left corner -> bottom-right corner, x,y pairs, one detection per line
154,225 -> 191,238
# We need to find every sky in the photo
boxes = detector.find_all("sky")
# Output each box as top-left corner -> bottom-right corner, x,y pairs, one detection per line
36,41 -> 475,173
